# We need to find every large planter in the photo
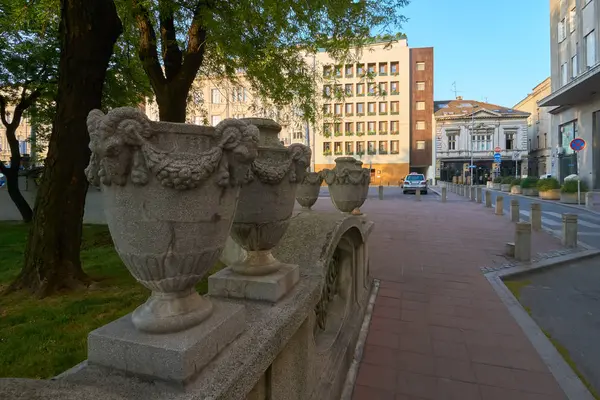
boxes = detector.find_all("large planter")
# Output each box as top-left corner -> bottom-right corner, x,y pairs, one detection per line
522,188 -> 539,196
322,157 -> 370,214
296,171 -> 323,209
492,183 -> 501,190
230,118 -> 311,276
539,189 -> 561,200
560,192 -> 586,204
85,107 -> 258,333
510,185 -> 522,194
500,184 -> 511,192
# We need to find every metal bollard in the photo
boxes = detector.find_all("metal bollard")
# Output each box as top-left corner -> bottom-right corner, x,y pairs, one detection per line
514,222 -> 532,261
476,187 -> 482,204
510,199 -> 520,222
416,188 -> 422,201
562,214 -> 578,248
485,191 -> 492,208
470,186 -> 476,202
495,195 -> 504,215
441,187 -> 447,203
586,192 -> 594,209
530,203 -> 542,231
378,185 -> 384,200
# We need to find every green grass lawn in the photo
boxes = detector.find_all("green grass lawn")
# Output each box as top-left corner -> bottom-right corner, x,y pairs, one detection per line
0,221 -> 223,379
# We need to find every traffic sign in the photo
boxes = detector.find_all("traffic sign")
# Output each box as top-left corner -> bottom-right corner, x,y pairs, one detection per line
570,138 -> 586,152
468,165 -> 476,169
494,147 -> 502,153
493,153 -> 502,162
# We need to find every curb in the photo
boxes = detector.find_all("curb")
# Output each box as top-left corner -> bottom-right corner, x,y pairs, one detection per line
484,250 -> 600,400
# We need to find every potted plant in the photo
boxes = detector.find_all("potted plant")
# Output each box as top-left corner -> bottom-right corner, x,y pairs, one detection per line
537,177 -> 560,200
560,179 -> 588,204
510,178 -> 522,194
520,177 -> 539,196
492,176 -> 502,190
500,177 -> 513,192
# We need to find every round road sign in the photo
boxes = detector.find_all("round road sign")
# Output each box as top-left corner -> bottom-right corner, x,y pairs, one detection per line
570,138 -> 586,152
494,146 -> 502,153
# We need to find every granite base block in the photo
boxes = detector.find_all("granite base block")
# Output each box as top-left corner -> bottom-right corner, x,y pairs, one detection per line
87,300 -> 245,385
208,264 -> 300,302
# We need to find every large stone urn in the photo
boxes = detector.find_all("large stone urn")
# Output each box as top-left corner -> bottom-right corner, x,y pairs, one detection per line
229,118 -> 311,276
85,107 -> 258,333
296,171 -> 323,209
322,157 -> 370,214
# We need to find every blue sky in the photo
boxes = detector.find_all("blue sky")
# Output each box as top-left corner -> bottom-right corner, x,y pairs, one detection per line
401,0 -> 550,107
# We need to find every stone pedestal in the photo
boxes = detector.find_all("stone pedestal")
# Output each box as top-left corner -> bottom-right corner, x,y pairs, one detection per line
530,203 -> 542,231
476,187 -> 482,203
586,192 -> 594,209
514,222 -> 531,261
416,189 -> 421,201
87,300 -> 245,385
378,185 -> 383,200
495,195 -> 504,215
485,191 -> 492,208
208,264 -> 299,302
510,199 -> 520,222
441,187 -> 447,203
470,186 -> 476,201
562,213 -> 578,248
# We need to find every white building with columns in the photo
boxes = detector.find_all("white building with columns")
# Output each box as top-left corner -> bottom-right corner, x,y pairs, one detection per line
433,98 -> 530,183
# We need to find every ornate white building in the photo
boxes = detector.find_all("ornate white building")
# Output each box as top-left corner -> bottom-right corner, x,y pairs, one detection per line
434,98 -> 530,183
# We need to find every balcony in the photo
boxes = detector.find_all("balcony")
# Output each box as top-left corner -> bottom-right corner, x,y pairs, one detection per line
356,131 -> 365,137
334,151 -> 343,156
367,131 -> 376,136
379,131 -> 388,135
539,62 -> 600,107
345,131 -> 354,136
323,150 -> 332,156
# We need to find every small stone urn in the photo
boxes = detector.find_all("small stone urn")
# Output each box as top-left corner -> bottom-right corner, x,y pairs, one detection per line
85,107 -> 258,333
296,171 -> 323,209
323,157 -> 370,214
229,118 -> 311,276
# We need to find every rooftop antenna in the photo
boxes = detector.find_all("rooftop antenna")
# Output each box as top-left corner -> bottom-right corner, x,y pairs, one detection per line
451,81 -> 463,99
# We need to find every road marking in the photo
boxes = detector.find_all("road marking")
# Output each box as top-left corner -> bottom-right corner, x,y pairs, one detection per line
519,210 -> 563,227
542,211 -> 600,228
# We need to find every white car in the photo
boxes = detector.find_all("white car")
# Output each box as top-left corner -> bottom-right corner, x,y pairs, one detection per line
402,173 -> 428,195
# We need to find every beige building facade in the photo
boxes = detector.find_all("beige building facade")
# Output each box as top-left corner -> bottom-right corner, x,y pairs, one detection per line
514,77 -> 553,177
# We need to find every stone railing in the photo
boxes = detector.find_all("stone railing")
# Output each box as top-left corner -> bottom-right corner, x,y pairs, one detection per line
0,111 -> 374,400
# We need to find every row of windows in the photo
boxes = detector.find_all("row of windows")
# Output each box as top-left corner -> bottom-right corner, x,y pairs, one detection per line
444,132 -> 516,151
557,0 -> 593,43
323,81 -> 425,97
322,140 -> 426,156
559,30 -> 596,86
323,61 -> 427,78
323,100 -> 425,116
324,120 -> 426,135
209,87 -> 249,104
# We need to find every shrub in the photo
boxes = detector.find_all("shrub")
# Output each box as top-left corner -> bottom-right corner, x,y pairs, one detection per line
511,178 -> 522,187
501,177 -> 514,185
537,177 -> 560,191
520,177 -> 538,189
493,177 -> 502,184
561,179 -> 588,193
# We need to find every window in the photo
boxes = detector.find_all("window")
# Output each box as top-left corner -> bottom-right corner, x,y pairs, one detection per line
391,140 -> 399,154
357,64 -> 365,75
345,84 -> 353,96
211,89 -> 221,104
416,62 -> 425,71
558,19 -> 566,42
357,103 -> 365,114
569,8 -> 576,33
211,115 -> 222,126
391,121 -> 399,134
367,121 -> 376,132
323,66 -> 332,77
585,31 -> 596,67
323,104 -> 331,115
356,83 -> 365,96
505,131 -> 516,150
474,133 -> 492,151
536,135 -> 540,149
368,102 -> 376,114
367,63 -> 376,73
345,64 -> 354,77
323,85 -> 331,97
416,81 -> 425,91
391,101 -> 399,114
368,83 -> 376,94
544,133 -> 547,148
334,142 -> 342,155
345,122 -> 353,133
379,121 -> 387,133
357,122 -> 365,133
379,62 -> 387,75
323,142 -> 331,153
390,62 -> 399,74
357,141 -> 365,154
390,81 -> 399,93
345,103 -> 353,115
572,54 -> 578,78
368,141 -> 376,154
416,140 -> 426,150
416,121 -> 425,130
379,141 -> 388,154
416,101 -> 425,111
345,142 -> 354,155
561,62 -> 568,86
293,131 -> 303,140
334,104 -> 342,116
323,123 -> 331,135
231,87 -> 246,102
334,123 -> 341,134
334,65 -> 342,77
378,82 -> 387,95
379,102 -> 387,113
448,133 -> 457,150
560,120 -> 578,154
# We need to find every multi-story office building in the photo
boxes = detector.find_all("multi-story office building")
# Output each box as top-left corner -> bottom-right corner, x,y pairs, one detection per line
514,78 -> 553,177
434,98 -> 530,184
539,0 -> 600,188
313,40 -> 434,184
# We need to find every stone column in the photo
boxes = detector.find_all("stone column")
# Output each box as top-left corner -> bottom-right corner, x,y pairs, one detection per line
562,214 -> 578,248
586,192 -> 594,209
378,185 -> 384,200
476,187 -> 482,204
416,188 -> 422,201
510,199 -> 520,222
470,186 -> 476,201
514,222 -> 531,262
495,195 -> 504,215
485,191 -> 492,208
530,203 -> 542,231
441,187 -> 447,203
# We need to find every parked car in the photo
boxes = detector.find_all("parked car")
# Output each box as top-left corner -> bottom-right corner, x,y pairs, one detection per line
402,172 -> 428,194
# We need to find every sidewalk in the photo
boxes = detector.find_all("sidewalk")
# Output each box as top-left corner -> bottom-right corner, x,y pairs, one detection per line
319,192 -> 571,399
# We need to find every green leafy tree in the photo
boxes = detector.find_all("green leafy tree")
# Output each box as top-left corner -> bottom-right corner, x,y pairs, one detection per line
123,0 -> 410,123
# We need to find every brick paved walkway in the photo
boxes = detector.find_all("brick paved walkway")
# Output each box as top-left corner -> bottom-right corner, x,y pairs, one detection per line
316,190 -> 571,400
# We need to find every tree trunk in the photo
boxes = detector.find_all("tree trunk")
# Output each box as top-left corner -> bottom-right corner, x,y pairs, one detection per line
11,0 -> 123,297
3,155 -> 33,222
156,86 -> 188,122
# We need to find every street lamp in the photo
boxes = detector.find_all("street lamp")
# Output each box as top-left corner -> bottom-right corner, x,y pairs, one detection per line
470,105 -> 478,187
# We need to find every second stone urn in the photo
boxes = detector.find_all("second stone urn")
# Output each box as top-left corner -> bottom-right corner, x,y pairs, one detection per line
295,171 -> 323,209
323,157 -> 370,214
229,118 -> 311,276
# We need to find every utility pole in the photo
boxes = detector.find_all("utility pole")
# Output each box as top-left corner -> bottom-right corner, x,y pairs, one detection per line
470,105 -> 478,187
